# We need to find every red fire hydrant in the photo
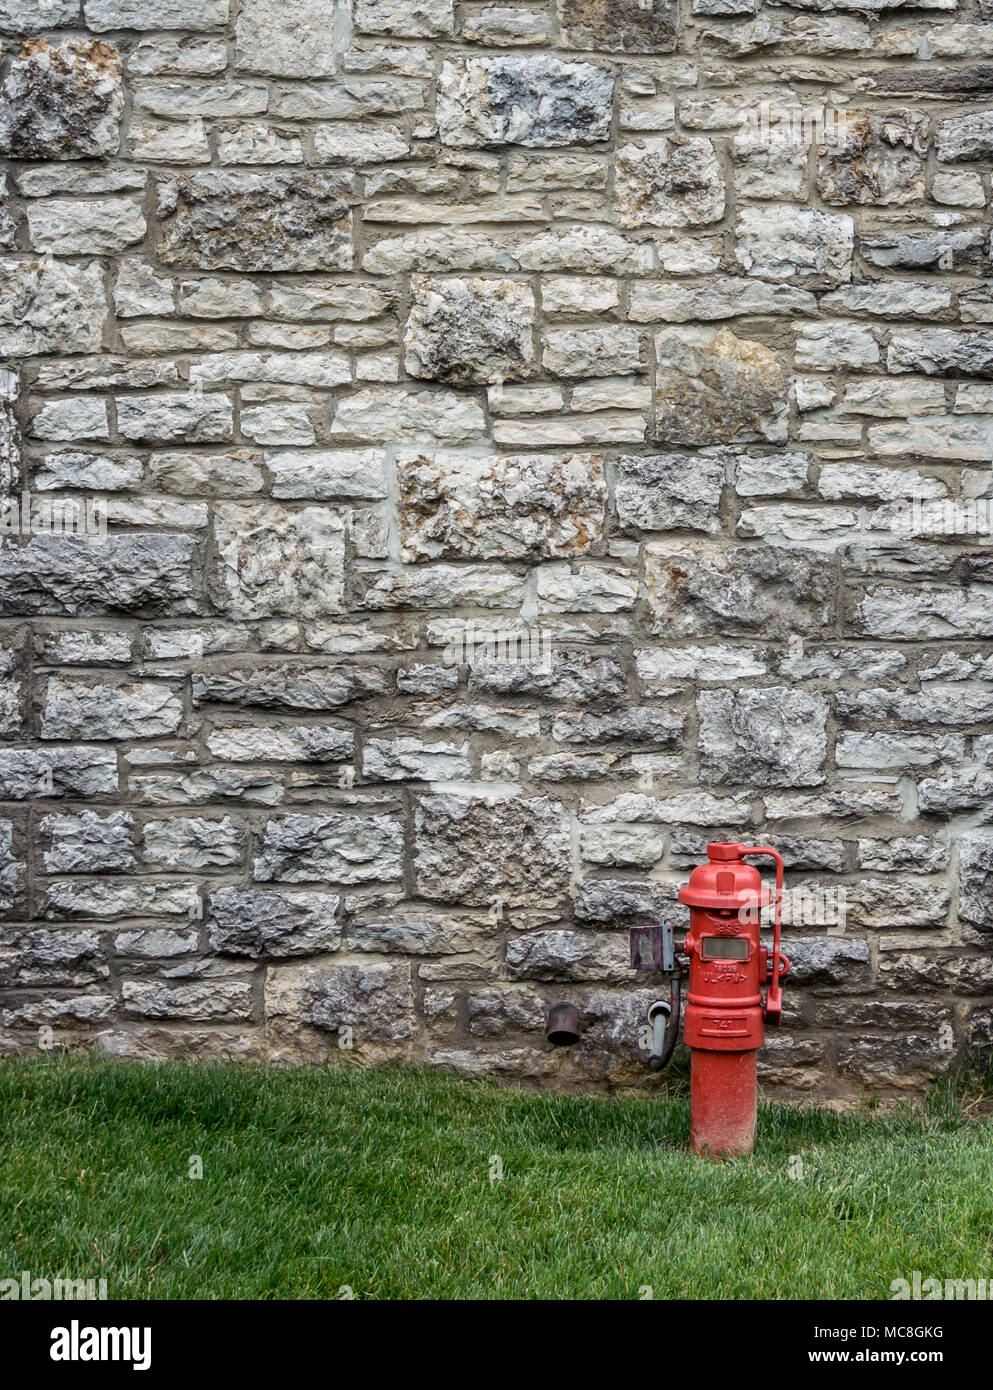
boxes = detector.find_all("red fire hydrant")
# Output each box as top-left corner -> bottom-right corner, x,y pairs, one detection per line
551,840 -> 790,1157
679,843 -> 790,1157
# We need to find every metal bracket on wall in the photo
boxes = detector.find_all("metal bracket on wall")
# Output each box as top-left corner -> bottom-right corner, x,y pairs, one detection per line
629,921 -> 674,974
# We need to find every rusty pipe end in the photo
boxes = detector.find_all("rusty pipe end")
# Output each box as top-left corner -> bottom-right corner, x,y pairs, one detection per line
546,1002 -> 580,1047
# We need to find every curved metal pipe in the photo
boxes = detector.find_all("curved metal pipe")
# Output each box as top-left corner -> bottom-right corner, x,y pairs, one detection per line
647,977 -> 681,1072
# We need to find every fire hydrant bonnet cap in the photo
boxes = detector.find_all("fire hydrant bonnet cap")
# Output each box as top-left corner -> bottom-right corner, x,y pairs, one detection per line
678,852 -> 771,911
706,841 -> 747,860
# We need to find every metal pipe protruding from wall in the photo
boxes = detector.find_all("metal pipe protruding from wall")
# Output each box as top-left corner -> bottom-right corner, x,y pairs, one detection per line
546,1001 -> 581,1046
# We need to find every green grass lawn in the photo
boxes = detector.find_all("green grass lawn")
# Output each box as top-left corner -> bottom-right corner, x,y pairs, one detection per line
1,1055 -> 991,1300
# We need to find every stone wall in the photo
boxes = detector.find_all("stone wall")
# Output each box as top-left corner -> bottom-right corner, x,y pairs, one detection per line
1,0 -> 992,1097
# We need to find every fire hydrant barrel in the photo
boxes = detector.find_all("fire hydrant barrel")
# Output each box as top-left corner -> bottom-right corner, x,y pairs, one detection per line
690,1050 -> 757,1157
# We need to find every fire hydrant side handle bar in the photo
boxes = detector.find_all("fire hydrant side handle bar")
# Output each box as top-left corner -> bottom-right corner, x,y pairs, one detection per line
739,846 -> 785,1026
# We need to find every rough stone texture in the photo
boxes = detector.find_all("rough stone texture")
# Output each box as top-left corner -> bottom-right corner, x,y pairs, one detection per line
736,205 -> 854,284
211,504 -> 345,619
732,129 -> 807,200
41,810 -> 135,874
404,276 -> 535,385
644,540 -> 833,639
253,812 -> 404,885
437,56 -> 613,148
616,452 -> 723,533
1,929 -> 106,989
208,887 -> 341,958
0,40 -> 124,160
0,179 -> 14,252
143,815 -> 244,869
0,747 -> 117,800
615,136 -> 725,228
42,678 -> 182,741
937,110 -> 993,163
959,836 -> 993,935
265,960 -> 415,1060
398,451 -> 604,560
0,0 -> 987,1101
817,110 -> 928,206
27,196 -> 146,255
159,173 -> 353,272
0,369 -> 19,494
415,794 -> 571,919
0,258 -> 108,357
557,0 -> 679,53
0,535 -> 198,616
698,688 -> 828,787
234,0 -> 339,77
355,0 -> 455,38
330,386 -> 485,442
84,0 -> 231,27
654,328 -> 787,445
